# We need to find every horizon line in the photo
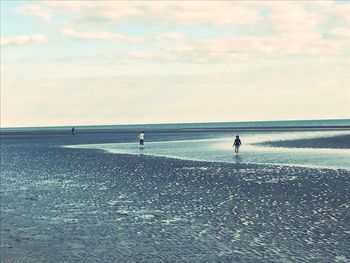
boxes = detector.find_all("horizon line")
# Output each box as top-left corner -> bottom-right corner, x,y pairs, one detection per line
1,118 -> 350,130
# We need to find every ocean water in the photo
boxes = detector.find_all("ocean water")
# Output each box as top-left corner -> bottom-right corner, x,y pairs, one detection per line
2,118 -> 350,132
66,130 -> 350,170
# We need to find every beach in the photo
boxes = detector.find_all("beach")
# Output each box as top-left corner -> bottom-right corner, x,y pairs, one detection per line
1,127 -> 350,262
261,134 -> 350,149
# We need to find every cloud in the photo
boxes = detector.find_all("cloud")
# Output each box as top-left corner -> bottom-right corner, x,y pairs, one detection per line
128,51 -> 154,59
126,43 -> 248,63
328,2 -> 350,23
164,44 -> 194,53
155,32 -> 185,41
21,1 -> 260,27
16,1 -> 350,32
16,4 -> 52,21
62,28 -> 144,43
264,2 -> 319,35
42,1 -> 98,13
11,1 -> 350,62
159,33 -> 342,63
151,2 -> 259,26
99,7 -> 145,22
1,34 -> 47,47
329,28 -> 350,38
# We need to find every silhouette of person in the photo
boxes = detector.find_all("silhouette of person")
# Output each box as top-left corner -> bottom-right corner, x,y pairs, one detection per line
233,135 -> 242,155
138,131 -> 144,148
71,127 -> 75,135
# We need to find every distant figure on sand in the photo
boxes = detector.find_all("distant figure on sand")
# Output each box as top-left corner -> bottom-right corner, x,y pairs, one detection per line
138,131 -> 145,148
71,127 -> 75,135
233,135 -> 242,155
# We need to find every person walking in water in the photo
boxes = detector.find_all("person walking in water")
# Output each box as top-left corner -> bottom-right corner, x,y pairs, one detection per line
233,135 -> 242,155
138,131 -> 145,148
71,127 -> 75,135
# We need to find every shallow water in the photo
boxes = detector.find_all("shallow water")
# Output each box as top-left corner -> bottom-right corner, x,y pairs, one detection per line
66,130 -> 350,169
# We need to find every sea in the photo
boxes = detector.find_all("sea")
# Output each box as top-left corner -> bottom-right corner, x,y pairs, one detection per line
2,118 -> 350,132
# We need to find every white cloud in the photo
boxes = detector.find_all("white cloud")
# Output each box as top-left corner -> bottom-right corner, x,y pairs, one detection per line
62,28 -> 144,43
4,1 -> 349,65
157,53 -> 178,61
17,1 -> 350,33
156,33 -> 342,64
264,2 -> 319,35
156,2 -> 259,26
43,1 -> 98,13
201,31 -> 343,57
329,28 -> 350,38
1,34 -> 47,47
329,2 -> 350,23
16,4 -> 52,21
22,1 -> 260,27
155,32 -> 185,41
100,8 -> 145,22
164,44 -> 194,53
128,51 -> 154,59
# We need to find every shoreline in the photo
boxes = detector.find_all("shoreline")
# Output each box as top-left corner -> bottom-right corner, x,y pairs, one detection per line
62,131 -> 350,170
67,145 -> 350,172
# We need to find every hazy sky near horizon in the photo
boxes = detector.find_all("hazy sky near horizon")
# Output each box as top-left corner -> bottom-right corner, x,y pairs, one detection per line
1,1 -> 350,127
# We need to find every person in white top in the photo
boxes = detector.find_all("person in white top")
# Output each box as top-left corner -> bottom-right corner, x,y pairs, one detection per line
138,131 -> 145,148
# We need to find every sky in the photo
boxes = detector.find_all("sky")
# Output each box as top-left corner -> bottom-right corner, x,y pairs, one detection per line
1,1 -> 350,127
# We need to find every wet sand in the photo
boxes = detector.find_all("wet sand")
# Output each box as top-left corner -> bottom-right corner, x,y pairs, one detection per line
261,134 -> 350,149
1,132 -> 350,262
